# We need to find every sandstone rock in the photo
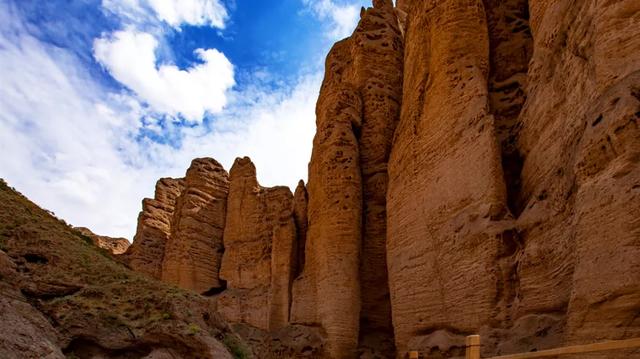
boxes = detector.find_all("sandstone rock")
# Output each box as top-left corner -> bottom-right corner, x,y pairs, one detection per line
219,157 -> 297,332
126,178 -> 184,279
92,1 -> 640,358
387,0 -> 510,353
515,0 -> 640,355
353,2 -> 403,354
300,39 -> 364,359
387,0 -> 640,357
162,158 -> 229,294
293,180 -> 308,278
74,227 -> 131,255
292,2 -> 404,356
230,323 -> 326,358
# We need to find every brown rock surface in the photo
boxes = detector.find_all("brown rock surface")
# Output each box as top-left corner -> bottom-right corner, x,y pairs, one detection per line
512,0 -> 640,355
74,227 -> 131,255
353,1 -> 403,355
0,250 -> 64,359
162,158 -> 230,294
218,157 -> 297,332
126,178 -> 184,279
292,1 -> 403,356
387,0 -> 640,357
387,0 -> 508,354
293,180 -> 308,278
83,1 -> 640,358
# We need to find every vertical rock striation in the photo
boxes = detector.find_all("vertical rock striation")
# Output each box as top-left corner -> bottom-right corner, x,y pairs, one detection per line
292,1 -> 404,356
292,180 -> 308,278
513,0 -> 640,355
353,0 -> 404,355
126,178 -> 184,279
161,158 -> 229,294
218,157 -> 297,331
387,0 -> 640,357
387,0 -> 509,354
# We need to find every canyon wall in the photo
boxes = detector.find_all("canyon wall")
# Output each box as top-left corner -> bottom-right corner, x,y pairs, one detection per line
387,0 -> 509,353
126,178 -> 184,278
517,0 -> 640,353
386,0 -> 640,357
124,1 -> 640,358
162,158 -> 229,294
218,157 -> 297,332
291,1 -> 404,356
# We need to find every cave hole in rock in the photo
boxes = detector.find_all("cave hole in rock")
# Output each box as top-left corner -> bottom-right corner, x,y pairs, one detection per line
64,337 -> 152,359
202,279 -> 227,296
24,253 -> 48,264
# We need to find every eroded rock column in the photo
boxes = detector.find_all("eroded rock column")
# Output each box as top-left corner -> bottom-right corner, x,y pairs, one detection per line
304,49 -> 364,357
352,0 -> 404,355
218,157 -> 297,331
161,158 -> 229,294
515,0 -> 640,354
126,178 -> 184,279
387,0 -> 508,354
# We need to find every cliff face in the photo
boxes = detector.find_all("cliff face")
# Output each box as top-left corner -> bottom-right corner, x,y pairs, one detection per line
387,0 -> 640,357
126,178 -> 184,278
388,0 -> 507,354
162,158 -> 230,294
121,1 -> 640,358
516,0 -> 640,350
218,157 -> 297,332
290,1 -> 404,356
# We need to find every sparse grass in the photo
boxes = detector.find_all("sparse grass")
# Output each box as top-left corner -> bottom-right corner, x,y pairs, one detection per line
187,323 -> 201,336
0,179 -> 236,357
223,335 -> 250,359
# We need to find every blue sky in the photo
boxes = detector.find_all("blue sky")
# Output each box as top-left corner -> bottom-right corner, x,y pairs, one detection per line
0,0 -> 371,238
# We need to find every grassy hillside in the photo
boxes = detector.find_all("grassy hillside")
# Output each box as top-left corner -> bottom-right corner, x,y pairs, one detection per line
0,179 -> 249,358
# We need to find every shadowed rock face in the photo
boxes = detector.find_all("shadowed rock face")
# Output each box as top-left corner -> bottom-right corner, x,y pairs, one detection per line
218,157 -> 297,332
292,180 -> 308,278
514,0 -> 640,353
290,1 -> 404,357
387,0 -> 508,353
162,158 -> 230,294
126,178 -> 184,279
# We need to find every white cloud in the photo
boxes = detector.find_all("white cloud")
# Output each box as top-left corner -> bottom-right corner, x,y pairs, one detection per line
0,2 -> 317,239
94,29 -> 235,122
148,0 -> 228,28
303,0 -> 362,39
102,0 -> 228,29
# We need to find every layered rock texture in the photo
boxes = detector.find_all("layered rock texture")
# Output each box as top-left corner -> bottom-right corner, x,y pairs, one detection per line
161,158 -> 229,293
218,157 -> 297,332
113,0 -> 640,358
293,0 -> 404,356
126,178 -> 184,279
74,227 -> 130,255
386,0 -> 640,357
